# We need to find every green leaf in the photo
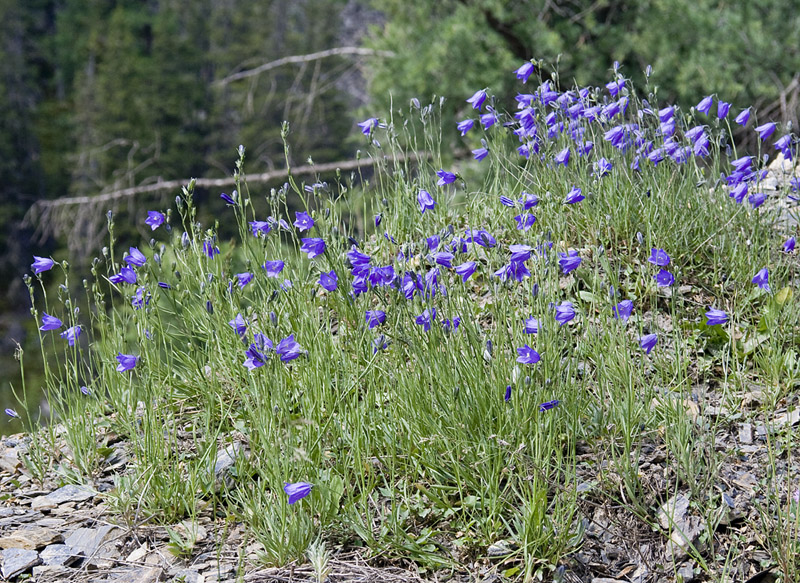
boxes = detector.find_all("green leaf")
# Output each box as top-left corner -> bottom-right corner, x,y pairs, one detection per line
776,286 -> 793,306
579,291 -> 601,303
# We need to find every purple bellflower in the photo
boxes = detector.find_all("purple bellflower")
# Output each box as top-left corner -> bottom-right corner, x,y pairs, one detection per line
748,192 -> 767,208
539,399 -> 560,412
555,301 -> 575,326
276,334 -> 304,362
31,256 -> 55,274
415,308 -> 436,332
60,325 -> 81,346
366,310 -> 386,329
705,308 -> 728,326
358,118 -> 383,135
594,158 -> 613,177
39,313 -> 63,331
466,89 -> 487,110
263,260 -> 285,278
752,268 -> 770,292
639,333 -> 658,354
565,186 -> 584,204
514,61 -> 535,83
229,314 -> 247,338
612,300 -> 634,322
558,250 -> 582,274
294,211 -> 314,232
300,238 -> 326,259
116,353 -> 138,372
654,269 -> 674,287
516,344 -> 541,365
515,214 -> 536,231
696,96 -> 713,115
735,108 -> 751,126
124,247 -> 147,266
524,317 -> 540,334
455,261 -> 477,282
457,119 -> 474,136
109,266 -> 137,285
319,270 -> 338,291
473,147 -> 489,161
203,241 -> 220,258
648,248 -> 671,266
145,211 -> 165,231
249,221 -> 271,237
554,147 -> 570,167
284,481 -> 312,504
236,272 -> 253,289
418,190 -> 436,213
436,170 -> 457,186
755,122 -> 777,141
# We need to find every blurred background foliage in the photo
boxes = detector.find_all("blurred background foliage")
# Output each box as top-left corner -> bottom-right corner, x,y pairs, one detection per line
1,0 -> 799,428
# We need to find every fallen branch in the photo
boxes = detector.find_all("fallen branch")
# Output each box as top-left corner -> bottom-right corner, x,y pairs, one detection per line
30,155 -> 401,211
215,47 -> 395,87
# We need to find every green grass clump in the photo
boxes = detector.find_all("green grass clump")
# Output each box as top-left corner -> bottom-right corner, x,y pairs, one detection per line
14,69 -> 800,580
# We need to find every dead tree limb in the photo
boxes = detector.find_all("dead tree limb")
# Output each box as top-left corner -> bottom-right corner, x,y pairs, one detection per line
214,47 -> 395,87
29,155 -> 405,212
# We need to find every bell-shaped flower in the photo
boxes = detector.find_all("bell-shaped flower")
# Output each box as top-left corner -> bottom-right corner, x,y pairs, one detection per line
654,269 -> 674,287
457,119 -> 474,136
418,190 -> 436,214
516,344 -> 541,365
555,301 -> 575,326
300,238 -> 326,259
319,270 -> 338,291
283,481 -> 312,504
124,247 -> 147,267
365,310 -> 386,329
276,334 -> 304,362
39,313 -> 63,331
705,308 -> 728,326
466,89 -> 487,110
639,333 -> 658,354
752,268 -> 770,292
612,300 -> 634,322
294,211 -> 314,232
696,95 -> 713,114
145,211 -> 165,231
116,353 -> 138,373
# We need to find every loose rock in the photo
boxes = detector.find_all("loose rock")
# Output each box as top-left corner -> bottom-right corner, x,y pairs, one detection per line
1,547 -> 40,579
30,484 -> 96,510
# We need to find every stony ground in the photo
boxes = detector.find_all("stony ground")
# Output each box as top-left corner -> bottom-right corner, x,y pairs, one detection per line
0,382 -> 795,583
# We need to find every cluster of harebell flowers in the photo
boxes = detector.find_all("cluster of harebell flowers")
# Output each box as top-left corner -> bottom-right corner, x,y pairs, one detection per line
27,59 -> 798,505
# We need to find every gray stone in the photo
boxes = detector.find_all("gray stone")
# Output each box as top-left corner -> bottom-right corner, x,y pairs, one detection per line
32,564 -> 75,580
111,566 -> 162,583
738,423 -> 753,444
1,547 -> 40,579
64,524 -> 120,563
31,484 -> 96,510
40,543 -> 79,566
677,562 -> 695,581
0,526 -> 62,550
667,516 -> 704,561
486,540 -> 513,557
658,493 -> 690,530
172,569 -> 203,583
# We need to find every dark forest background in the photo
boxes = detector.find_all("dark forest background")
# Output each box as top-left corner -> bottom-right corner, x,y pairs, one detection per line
1,0 -> 799,425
